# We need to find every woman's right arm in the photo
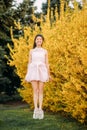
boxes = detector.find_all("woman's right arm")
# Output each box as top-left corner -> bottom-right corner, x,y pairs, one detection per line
28,49 -> 32,64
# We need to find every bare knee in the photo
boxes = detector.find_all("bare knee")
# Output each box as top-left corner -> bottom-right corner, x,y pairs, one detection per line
39,82 -> 44,94
31,81 -> 39,94
39,88 -> 43,94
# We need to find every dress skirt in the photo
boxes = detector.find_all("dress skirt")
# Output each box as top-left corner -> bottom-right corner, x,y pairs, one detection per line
25,62 -> 49,82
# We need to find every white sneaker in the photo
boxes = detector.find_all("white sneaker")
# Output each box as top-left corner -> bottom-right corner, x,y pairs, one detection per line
38,109 -> 44,119
33,108 -> 39,119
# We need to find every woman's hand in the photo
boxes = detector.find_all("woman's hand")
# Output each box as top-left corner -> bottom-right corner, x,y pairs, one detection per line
49,75 -> 53,81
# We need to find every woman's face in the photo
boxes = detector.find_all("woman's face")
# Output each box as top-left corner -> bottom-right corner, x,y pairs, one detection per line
35,36 -> 43,47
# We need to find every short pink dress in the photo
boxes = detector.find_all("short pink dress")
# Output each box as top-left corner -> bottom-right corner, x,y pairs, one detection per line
25,47 -> 49,82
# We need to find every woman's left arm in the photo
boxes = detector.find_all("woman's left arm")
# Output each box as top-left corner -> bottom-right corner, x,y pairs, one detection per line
45,50 -> 51,80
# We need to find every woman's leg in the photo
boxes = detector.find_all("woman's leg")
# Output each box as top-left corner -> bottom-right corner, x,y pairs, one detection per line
38,81 -> 44,110
31,81 -> 39,110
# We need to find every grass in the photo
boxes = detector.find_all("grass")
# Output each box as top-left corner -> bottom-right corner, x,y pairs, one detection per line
0,103 -> 87,130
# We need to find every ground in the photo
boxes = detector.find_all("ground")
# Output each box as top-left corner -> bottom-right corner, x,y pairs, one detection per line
0,101 -> 87,130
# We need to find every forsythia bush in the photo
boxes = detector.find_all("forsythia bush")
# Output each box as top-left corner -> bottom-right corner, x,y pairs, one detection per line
8,2 -> 87,123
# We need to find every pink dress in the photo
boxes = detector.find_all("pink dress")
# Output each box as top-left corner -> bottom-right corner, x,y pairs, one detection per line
25,47 -> 49,82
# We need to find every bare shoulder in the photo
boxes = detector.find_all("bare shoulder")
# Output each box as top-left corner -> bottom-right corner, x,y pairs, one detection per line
43,48 -> 48,54
29,49 -> 33,54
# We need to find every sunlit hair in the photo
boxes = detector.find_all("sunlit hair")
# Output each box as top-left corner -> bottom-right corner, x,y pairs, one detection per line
33,34 -> 44,48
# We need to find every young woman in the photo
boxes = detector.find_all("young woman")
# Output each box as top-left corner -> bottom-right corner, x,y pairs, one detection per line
25,34 -> 51,119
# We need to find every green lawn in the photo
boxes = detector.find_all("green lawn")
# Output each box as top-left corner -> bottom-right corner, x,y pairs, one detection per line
0,104 -> 87,130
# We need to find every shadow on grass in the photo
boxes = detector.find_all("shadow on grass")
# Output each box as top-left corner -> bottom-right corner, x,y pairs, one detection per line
0,104 -> 87,130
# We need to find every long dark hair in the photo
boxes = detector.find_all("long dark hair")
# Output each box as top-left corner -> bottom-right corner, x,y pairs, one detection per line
33,34 -> 44,48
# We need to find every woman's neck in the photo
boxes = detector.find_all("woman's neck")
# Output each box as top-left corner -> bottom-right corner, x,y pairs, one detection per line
36,46 -> 42,48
